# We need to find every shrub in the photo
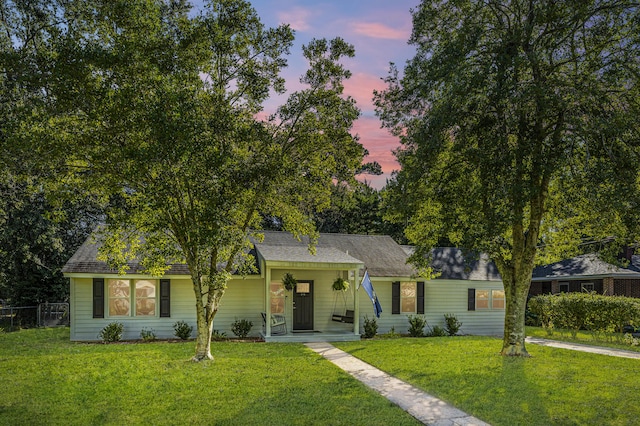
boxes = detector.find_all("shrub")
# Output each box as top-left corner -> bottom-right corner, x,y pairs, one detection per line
362,315 -> 378,338
623,333 -> 640,346
528,293 -> 640,338
407,314 -> 427,337
231,318 -> 253,338
211,329 -> 228,341
140,328 -> 156,342
173,321 -> 193,340
427,325 -> 447,337
444,314 -> 462,336
98,322 -> 124,343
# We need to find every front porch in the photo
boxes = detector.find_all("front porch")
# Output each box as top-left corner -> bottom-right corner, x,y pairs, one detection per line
260,330 -> 361,343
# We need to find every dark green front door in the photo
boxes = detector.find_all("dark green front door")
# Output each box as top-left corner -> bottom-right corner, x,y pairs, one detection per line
293,280 -> 314,330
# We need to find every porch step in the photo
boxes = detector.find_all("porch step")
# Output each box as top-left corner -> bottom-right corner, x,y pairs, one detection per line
260,331 -> 361,343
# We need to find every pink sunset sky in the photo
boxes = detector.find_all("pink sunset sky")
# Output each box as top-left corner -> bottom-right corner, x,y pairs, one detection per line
192,0 -> 419,189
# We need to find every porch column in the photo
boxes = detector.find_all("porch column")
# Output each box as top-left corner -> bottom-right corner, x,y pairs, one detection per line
265,264 -> 271,337
603,277 -> 614,296
353,268 -> 360,336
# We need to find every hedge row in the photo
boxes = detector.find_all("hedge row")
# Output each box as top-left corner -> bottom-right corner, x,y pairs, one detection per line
528,292 -> 640,337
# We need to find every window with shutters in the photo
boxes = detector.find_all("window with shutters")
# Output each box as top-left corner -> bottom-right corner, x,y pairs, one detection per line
106,279 -> 161,317
472,289 -> 504,310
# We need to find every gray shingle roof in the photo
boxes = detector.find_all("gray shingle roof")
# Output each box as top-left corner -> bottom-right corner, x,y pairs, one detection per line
401,246 -> 501,281
61,236 -> 191,275
532,254 -> 640,280
256,231 -> 414,277
63,231 -> 414,278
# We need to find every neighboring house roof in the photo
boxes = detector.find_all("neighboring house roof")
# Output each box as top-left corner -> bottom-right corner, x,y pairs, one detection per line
401,246 -> 501,281
531,253 -> 640,281
256,231 -> 413,277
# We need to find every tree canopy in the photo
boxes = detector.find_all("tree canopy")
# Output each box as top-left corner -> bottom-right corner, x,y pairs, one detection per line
376,0 -> 640,355
2,0 -> 367,360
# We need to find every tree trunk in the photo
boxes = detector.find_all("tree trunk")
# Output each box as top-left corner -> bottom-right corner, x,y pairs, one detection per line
501,272 -> 531,357
192,302 -> 213,361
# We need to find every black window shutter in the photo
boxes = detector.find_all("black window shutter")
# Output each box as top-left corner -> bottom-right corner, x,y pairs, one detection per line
93,278 -> 104,318
160,279 -> 171,317
417,282 -> 425,314
468,288 -> 476,311
392,281 -> 400,314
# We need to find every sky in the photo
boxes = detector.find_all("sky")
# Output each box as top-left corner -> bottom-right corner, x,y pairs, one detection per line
191,0 -> 420,189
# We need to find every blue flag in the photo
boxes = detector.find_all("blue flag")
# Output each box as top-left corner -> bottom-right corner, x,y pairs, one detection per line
360,271 -> 382,318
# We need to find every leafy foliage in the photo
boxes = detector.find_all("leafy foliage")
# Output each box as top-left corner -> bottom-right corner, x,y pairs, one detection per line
98,322 -> 124,343
362,315 -> 378,338
230,318 -> 253,339
173,320 -> 193,340
3,0 -> 367,360
443,314 -> 462,336
528,293 -> 640,338
407,314 -> 427,337
376,0 -> 640,355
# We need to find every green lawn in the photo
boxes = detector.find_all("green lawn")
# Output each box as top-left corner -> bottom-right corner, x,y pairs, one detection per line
0,328 -> 419,425
335,336 -> 640,426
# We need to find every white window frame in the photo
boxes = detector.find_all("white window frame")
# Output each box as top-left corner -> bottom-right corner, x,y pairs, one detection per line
107,279 -> 158,318
581,282 -> 594,292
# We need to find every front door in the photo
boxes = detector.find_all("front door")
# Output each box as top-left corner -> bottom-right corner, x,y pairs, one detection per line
293,280 -> 314,330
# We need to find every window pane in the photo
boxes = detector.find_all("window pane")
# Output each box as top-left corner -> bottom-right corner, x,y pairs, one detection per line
401,298 -> 416,313
400,282 -> 416,297
476,290 -> 489,309
108,279 -> 130,316
136,298 -> 156,316
270,283 -> 284,298
108,279 -> 130,298
296,282 -> 310,293
492,290 -> 505,309
400,282 -> 416,313
270,282 -> 285,314
109,298 -> 130,316
134,280 -> 156,316
135,280 -> 156,298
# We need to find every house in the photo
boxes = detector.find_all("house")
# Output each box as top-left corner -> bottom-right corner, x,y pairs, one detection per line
62,231 -> 506,342
530,253 -> 640,298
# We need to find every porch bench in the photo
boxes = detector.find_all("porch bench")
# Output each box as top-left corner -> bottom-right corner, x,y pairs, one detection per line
261,312 -> 287,335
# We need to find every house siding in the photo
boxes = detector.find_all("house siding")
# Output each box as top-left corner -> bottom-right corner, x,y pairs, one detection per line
69,276 -> 265,341
358,279 -> 505,336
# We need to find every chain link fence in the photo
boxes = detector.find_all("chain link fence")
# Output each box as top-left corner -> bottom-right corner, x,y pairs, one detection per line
0,303 -> 69,330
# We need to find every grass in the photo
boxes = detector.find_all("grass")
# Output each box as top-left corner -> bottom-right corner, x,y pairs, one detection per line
526,326 -> 640,352
0,328 -> 419,425
335,336 -> 640,426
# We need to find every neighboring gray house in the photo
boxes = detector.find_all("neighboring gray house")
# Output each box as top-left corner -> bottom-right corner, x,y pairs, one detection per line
531,253 -> 640,298
62,232 -> 506,341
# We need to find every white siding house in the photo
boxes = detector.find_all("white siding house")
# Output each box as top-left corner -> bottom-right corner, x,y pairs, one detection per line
63,232 -> 505,341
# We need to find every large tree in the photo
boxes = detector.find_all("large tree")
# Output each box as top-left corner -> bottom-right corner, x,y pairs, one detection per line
376,0 -> 640,356
5,0 -> 365,360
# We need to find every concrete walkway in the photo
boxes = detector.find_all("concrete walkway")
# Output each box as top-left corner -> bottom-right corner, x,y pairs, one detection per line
525,337 -> 640,359
305,342 -> 489,426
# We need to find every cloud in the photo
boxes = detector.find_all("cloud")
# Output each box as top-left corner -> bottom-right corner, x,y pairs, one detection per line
277,7 -> 312,31
352,22 -> 410,40
344,72 -> 387,112
352,116 -> 401,189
